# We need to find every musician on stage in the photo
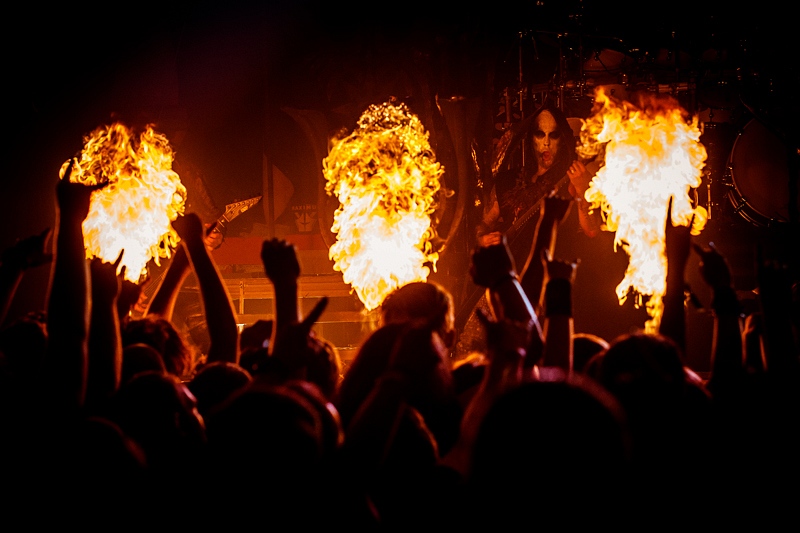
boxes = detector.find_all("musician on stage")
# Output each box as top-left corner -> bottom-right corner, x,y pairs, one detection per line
477,101 -> 601,249
474,101 -> 603,314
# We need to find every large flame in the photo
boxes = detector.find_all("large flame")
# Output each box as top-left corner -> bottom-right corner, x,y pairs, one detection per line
323,101 -> 443,311
577,88 -> 707,332
60,122 -> 186,283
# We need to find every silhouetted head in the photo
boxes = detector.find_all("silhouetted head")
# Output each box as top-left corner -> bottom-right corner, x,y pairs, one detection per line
335,321 -> 461,460
468,373 -> 633,527
380,281 -> 456,348
305,335 -> 343,399
121,342 -> 167,385
109,371 -> 206,474
122,317 -> 197,380
204,381 -> 327,486
188,361 -> 252,419
572,332 -> 610,375
596,331 -> 687,402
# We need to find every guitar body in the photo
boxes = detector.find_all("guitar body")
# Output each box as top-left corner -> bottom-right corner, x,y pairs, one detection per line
453,168 -> 567,344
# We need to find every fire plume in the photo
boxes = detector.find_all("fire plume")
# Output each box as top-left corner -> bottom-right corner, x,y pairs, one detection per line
60,122 -> 186,283
577,88 -> 707,331
323,102 -> 443,311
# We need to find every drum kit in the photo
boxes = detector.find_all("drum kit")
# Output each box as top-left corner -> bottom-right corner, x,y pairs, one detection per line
493,27 -> 799,231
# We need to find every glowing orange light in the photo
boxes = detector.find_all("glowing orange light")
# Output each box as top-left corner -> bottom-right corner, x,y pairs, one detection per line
60,122 -> 186,283
323,101 -> 443,311
577,88 -> 708,331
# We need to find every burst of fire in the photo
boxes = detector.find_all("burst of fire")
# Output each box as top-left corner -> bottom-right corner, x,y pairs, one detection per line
60,122 -> 186,283
577,87 -> 708,332
323,101 -> 443,311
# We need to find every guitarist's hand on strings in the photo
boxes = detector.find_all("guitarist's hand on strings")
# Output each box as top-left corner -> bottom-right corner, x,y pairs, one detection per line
566,158 -> 602,238
203,222 -> 224,251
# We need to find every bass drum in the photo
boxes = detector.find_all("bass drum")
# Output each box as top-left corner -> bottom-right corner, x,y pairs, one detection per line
726,118 -> 798,227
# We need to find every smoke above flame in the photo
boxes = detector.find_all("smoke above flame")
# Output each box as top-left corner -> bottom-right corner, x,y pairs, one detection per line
577,88 -> 708,331
323,101 -> 443,311
60,122 -> 186,283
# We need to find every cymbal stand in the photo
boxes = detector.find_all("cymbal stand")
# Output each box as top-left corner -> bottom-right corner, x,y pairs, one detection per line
518,31 -> 528,169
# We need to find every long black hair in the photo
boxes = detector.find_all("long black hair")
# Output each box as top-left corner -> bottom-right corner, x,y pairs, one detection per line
493,100 -> 576,229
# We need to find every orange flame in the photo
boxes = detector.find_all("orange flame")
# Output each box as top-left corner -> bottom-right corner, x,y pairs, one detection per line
323,102 -> 443,311
60,122 -> 186,283
577,88 -> 707,331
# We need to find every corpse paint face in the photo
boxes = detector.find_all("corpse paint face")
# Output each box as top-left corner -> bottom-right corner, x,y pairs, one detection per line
532,110 -> 562,172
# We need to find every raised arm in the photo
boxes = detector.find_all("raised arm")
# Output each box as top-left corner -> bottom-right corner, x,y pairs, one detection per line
660,197 -> 694,354
172,212 -> 239,365
693,241 -> 745,396
440,307 -> 530,476
144,222 -> 222,321
541,251 -> 579,373
86,252 -> 125,411
260,237 -> 329,384
470,235 -> 544,372
518,193 -> 572,315
261,238 -> 301,329
754,243 -> 799,377
142,245 -> 192,321
0,228 -> 53,325
44,160 -> 105,411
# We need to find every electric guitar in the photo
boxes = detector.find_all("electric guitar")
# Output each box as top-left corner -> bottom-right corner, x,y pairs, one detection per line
133,195 -> 262,315
209,196 -> 263,237
453,169 -> 567,334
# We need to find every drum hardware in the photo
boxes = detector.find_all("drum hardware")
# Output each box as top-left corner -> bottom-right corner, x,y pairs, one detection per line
702,168 -> 714,219
724,118 -> 797,227
640,81 -> 695,95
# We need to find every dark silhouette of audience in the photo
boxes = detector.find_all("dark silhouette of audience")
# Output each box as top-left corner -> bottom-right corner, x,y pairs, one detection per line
1,161 -> 798,529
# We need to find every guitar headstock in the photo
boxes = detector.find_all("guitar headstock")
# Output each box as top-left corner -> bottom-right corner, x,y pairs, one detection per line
219,196 -> 262,226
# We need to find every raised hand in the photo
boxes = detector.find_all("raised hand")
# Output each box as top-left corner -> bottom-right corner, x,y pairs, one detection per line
543,249 -> 578,284
541,191 -> 573,226
1,228 -> 53,271
661,196 -> 696,351
664,196 -> 694,276
692,241 -> 733,290
172,211 -> 239,364
261,238 -> 301,283
56,159 -> 106,221
90,251 -> 125,302
269,296 -> 329,369
541,250 -> 578,372
0,227 -> 55,324
475,307 -> 531,364
172,212 -> 205,246
119,274 -> 146,318
469,235 -> 517,289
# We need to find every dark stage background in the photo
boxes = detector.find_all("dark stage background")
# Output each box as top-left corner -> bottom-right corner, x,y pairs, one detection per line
5,1 -> 798,370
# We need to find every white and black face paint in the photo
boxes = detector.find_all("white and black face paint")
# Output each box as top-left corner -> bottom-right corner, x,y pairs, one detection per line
532,110 -> 562,172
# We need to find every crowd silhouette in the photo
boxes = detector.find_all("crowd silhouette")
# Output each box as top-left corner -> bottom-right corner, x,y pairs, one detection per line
0,161 -> 798,528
